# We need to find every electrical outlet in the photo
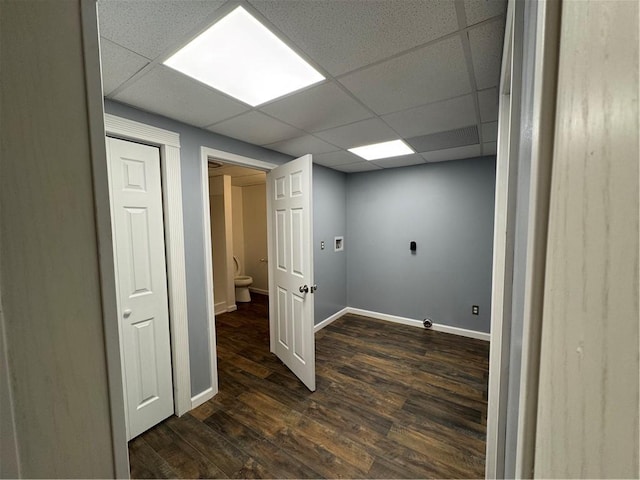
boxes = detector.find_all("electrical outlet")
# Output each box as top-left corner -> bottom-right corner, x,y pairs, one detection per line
472,305 -> 479,315
320,241 -> 325,250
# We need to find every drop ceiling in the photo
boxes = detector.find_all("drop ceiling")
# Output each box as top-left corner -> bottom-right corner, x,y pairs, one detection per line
98,0 -> 506,172
208,162 -> 266,186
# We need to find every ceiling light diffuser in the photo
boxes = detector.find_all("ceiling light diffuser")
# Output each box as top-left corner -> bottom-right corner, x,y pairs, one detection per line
164,6 -> 324,107
348,140 -> 415,160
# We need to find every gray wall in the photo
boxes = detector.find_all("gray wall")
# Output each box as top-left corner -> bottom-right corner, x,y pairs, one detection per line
312,165 -> 348,323
104,100 -> 292,396
346,157 -> 496,333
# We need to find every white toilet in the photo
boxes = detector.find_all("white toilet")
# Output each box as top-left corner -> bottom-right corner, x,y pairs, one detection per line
233,255 -> 253,303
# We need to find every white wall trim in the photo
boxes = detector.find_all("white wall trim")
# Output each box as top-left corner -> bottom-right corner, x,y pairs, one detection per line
105,114 -> 192,418
515,1 -> 561,476
314,307 -> 490,341
104,113 -> 180,148
249,287 -> 269,296
202,147 -> 278,171
82,3 -> 129,475
314,307 -> 349,333
347,308 -> 490,341
199,148 -> 219,404
190,387 -> 215,410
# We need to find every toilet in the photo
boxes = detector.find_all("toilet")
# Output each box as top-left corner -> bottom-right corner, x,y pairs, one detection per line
233,256 -> 253,302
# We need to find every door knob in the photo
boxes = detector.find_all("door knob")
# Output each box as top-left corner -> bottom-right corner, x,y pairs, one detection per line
123,309 -> 132,318
299,285 -> 309,293
310,284 -> 318,293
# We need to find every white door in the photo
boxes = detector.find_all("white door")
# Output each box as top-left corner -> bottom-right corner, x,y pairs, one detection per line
106,137 -> 174,439
267,154 -> 316,391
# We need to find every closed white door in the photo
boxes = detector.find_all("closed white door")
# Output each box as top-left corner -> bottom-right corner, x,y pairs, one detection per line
267,154 -> 316,391
106,137 -> 173,439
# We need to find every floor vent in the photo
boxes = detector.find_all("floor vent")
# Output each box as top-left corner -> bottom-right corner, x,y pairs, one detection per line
406,125 -> 479,153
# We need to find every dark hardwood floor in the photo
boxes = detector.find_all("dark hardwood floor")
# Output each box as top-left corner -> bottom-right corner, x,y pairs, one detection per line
129,294 -> 490,479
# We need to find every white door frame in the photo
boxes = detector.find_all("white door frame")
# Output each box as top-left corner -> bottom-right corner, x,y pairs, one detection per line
199,146 -> 278,406
104,114 -> 192,422
485,0 -> 561,477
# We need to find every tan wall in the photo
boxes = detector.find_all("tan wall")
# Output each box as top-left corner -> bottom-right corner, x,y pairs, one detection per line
209,176 -> 232,312
232,186 -> 245,274
534,0 -> 639,477
0,1 -> 116,476
242,184 -> 269,292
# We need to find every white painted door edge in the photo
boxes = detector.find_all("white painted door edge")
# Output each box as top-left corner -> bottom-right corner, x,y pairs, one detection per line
514,1 -> 561,477
314,307 -> 490,342
82,2 -> 129,476
104,114 -> 191,419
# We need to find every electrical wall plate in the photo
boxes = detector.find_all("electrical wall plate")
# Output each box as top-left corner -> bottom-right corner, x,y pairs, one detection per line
334,236 -> 344,252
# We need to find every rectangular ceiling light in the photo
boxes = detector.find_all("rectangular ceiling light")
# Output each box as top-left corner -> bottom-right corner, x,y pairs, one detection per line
348,140 -> 415,160
164,6 -> 324,107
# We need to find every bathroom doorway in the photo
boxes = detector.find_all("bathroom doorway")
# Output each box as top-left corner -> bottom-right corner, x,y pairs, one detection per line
207,160 -> 269,314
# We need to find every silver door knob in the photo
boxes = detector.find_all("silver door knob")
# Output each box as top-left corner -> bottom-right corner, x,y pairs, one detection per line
123,309 -> 132,318
310,284 -> 318,293
299,285 -> 309,293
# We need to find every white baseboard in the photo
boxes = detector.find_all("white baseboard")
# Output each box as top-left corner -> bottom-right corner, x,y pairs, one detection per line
190,386 -> 215,409
314,307 -> 349,333
249,287 -> 269,295
214,302 -> 238,315
324,307 -> 490,342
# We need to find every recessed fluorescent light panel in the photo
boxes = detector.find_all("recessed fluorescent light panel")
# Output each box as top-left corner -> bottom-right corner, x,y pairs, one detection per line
164,6 -> 324,107
348,140 -> 415,160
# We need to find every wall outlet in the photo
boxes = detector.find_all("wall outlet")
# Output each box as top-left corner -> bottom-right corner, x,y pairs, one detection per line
472,305 -> 479,315
320,241 -> 325,250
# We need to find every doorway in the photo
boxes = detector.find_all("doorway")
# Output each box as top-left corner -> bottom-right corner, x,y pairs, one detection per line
207,161 -> 269,315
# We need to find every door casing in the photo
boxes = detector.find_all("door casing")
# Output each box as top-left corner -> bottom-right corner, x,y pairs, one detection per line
104,114 -> 192,421
199,146 -> 278,406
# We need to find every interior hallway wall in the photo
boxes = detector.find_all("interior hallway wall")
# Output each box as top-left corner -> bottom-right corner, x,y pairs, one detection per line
231,186 -> 245,276
313,165 -> 348,323
346,157 -> 496,333
1,3 -> 116,475
104,100 -> 291,396
242,184 -> 269,292
210,177 -> 228,313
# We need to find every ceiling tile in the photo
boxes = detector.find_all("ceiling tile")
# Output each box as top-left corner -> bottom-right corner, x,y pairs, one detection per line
264,135 -> 340,157
482,121 -> 499,142
113,66 -> 249,127
381,95 -> 476,138
339,36 -> 471,115
250,0 -> 458,76
207,112 -> 303,146
332,162 -> 383,173
407,125 -> 479,153
483,142 -> 498,155
313,150 -> 362,168
315,118 -> 398,150
97,0 -> 226,59
421,144 -> 482,162
478,87 -> 499,122
371,154 -> 426,169
464,0 -> 507,26
100,38 -> 149,95
260,82 -> 373,133
469,19 -> 505,90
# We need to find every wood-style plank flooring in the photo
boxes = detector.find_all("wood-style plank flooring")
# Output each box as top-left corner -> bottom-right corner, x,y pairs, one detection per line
129,294 -> 489,479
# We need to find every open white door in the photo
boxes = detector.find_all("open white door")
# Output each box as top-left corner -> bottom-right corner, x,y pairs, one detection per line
267,154 -> 316,391
106,137 -> 174,439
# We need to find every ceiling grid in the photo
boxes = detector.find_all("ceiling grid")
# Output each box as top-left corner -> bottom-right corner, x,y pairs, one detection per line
99,0 -> 506,172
